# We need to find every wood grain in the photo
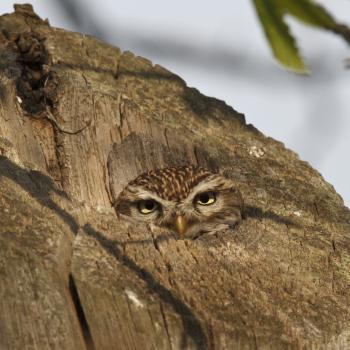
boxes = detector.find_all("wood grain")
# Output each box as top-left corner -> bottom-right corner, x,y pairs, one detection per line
0,4 -> 350,349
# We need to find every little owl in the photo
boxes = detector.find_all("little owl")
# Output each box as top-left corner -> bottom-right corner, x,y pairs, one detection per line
115,165 -> 243,239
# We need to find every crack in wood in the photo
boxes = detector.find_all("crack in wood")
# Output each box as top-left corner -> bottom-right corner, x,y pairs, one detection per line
159,301 -> 173,349
69,274 -> 96,350
83,223 -> 209,349
45,108 -> 90,135
164,128 -> 171,151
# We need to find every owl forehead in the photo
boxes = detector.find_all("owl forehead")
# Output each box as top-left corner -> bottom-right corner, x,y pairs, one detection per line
129,165 -> 215,201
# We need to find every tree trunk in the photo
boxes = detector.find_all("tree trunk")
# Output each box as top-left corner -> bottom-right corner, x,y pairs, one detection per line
1,4 -> 350,350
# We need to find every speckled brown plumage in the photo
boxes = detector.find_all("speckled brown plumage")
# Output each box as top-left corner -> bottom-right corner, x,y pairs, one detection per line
116,164 -> 242,239
129,165 -> 215,201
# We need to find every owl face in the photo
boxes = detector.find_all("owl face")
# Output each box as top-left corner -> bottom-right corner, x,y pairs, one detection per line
115,165 -> 243,239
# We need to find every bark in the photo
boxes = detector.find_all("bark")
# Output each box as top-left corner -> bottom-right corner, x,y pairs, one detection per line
0,4 -> 350,350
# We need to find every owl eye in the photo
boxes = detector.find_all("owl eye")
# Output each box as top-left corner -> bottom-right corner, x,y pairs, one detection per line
137,199 -> 158,214
195,192 -> 216,206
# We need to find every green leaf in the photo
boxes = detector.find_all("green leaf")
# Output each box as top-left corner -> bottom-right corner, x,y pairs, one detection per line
253,0 -> 308,74
279,0 -> 350,43
252,0 -> 350,73
279,0 -> 337,28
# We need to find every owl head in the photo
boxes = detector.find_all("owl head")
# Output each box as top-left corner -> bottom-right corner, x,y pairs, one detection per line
115,165 -> 243,239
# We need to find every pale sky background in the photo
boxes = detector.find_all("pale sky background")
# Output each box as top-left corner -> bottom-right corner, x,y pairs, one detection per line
1,1 -> 349,207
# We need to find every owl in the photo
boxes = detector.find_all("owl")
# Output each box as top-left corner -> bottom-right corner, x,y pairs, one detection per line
115,165 -> 243,239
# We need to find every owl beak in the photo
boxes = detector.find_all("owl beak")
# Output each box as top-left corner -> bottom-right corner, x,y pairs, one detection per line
175,215 -> 187,238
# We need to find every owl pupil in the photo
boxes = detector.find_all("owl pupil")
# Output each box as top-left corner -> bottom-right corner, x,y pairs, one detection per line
145,200 -> 155,210
199,193 -> 209,203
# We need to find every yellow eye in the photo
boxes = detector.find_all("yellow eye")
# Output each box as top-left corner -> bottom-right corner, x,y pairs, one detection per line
137,200 -> 158,214
196,192 -> 216,206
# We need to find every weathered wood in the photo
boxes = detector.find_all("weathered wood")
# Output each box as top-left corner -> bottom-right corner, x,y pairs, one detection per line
0,156 -> 86,350
1,4 -> 350,349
